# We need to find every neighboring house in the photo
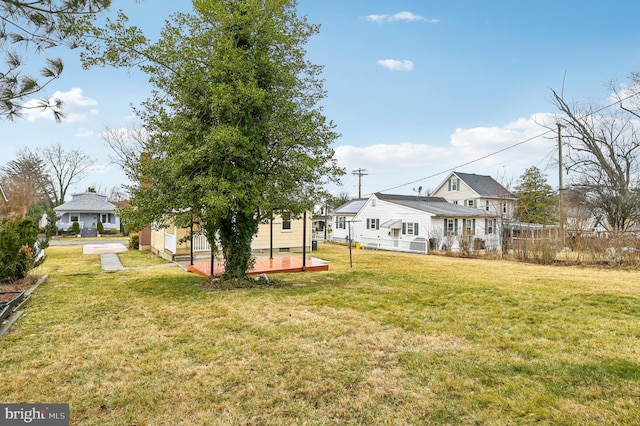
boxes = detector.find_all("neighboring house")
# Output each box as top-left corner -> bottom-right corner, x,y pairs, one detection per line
311,204 -> 331,240
54,192 -> 120,235
565,206 -> 608,236
149,211 -> 313,261
351,192 -> 500,253
330,198 -> 367,243
432,171 -> 517,221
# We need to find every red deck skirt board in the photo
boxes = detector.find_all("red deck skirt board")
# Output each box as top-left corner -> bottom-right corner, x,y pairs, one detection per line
186,256 -> 329,277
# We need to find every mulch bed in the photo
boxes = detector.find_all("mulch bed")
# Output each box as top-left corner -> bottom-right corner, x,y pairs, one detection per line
0,292 -> 22,304
0,275 -> 39,293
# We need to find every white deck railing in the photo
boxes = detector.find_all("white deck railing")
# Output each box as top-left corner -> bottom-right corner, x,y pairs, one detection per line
164,231 -> 176,253
193,234 -> 211,252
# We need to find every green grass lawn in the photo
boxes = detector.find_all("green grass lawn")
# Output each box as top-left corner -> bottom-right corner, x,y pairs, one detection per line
1,243 -> 639,425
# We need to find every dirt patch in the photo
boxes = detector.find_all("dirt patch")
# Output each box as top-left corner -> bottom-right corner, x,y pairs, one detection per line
0,275 -> 38,292
0,293 -> 22,303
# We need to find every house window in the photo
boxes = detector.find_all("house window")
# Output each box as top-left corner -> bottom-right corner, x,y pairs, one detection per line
336,216 -> 346,229
367,218 -> 379,230
444,219 -> 458,236
101,214 -> 109,224
463,219 -> 475,236
485,219 -> 496,235
466,200 -> 475,207
450,178 -> 460,191
281,212 -> 292,232
402,222 -> 419,236
453,200 -> 458,205
70,214 -> 79,223
503,202 -> 507,214
486,200 -> 490,211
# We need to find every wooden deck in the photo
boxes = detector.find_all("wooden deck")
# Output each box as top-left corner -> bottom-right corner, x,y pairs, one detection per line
186,256 -> 329,277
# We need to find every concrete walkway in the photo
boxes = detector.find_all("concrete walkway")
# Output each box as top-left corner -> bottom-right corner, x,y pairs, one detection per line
71,242 -> 129,271
100,253 -> 126,271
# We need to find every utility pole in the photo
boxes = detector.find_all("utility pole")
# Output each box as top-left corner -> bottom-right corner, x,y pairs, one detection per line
557,122 -> 565,249
352,168 -> 368,199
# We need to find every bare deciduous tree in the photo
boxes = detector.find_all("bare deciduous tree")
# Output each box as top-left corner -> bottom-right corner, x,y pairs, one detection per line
100,125 -> 149,182
39,143 -> 95,205
0,147 -> 51,206
551,87 -> 640,233
0,176 -> 35,218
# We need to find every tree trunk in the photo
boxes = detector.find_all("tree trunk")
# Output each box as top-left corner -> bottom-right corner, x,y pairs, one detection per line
218,209 -> 259,280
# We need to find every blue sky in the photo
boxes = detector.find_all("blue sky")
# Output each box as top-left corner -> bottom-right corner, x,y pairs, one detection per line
2,0 -> 640,198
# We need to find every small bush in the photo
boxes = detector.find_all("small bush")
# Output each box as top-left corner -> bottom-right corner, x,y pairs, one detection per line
129,233 -> 139,250
71,221 -> 80,235
97,221 -> 104,234
110,228 -> 118,235
0,217 -> 43,283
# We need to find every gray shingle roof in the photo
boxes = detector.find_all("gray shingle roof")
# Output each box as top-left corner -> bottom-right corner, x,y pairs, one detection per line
54,193 -> 116,213
376,192 -> 496,217
454,172 -> 515,199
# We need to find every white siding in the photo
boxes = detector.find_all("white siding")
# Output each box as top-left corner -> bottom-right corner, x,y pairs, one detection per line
351,194 -> 502,253
352,195 -> 434,252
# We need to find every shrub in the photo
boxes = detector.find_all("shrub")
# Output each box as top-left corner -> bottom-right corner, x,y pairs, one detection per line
110,228 -> 118,235
97,221 -> 104,234
71,221 -> 80,235
0,217 -> 43,283
129,233 -> 139,250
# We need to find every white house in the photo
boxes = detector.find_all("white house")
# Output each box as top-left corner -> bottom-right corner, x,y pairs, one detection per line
351,193 -> 500,253
432,171 -> 517,220
330,198 -> 367,243
54,192 -> 120,235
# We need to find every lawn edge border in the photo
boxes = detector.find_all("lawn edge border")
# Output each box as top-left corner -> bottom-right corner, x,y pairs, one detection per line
0,273 -> 49,338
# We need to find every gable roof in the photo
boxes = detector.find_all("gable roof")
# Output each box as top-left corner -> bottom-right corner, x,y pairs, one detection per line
0,183 -> 7,202
452,171 -> 515,199
53,192 -> 116,213
333,198 -> 367,215
374,192 -> 496,218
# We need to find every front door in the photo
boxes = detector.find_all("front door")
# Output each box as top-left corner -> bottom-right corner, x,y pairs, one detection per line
392,229 -> 400,247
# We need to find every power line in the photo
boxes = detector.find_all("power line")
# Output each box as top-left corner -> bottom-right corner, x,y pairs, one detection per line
374,87 -> 640,195
352,168 -> 368,198
378,129 -> 554,193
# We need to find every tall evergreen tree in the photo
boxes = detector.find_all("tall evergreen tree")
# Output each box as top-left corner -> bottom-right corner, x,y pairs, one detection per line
514,166 -> 557,224
82,0 -> 343,280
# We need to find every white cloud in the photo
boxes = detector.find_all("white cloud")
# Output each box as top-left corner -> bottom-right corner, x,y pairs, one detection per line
75,127 -> 96,138
388,11 -> 425,22
332,114 -> 559,196
23,87 -> 99,123
365,14 -> 387,24
377,59 -> 414,71
609,83 -> 640,106
364,11 -> 434,23
87,164 -> 111,175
